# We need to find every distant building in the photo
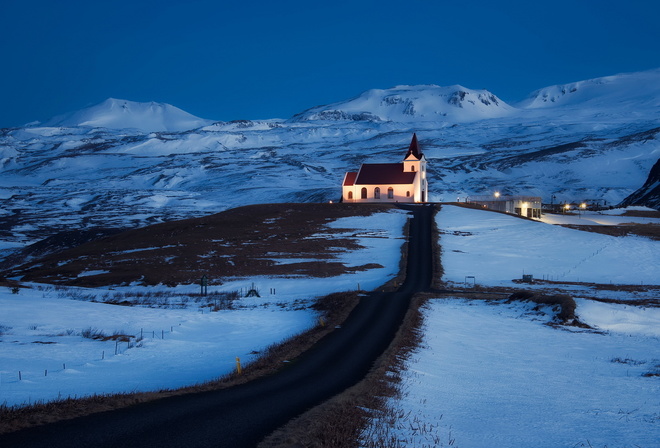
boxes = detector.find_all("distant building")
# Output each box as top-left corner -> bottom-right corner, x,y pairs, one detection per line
342,134 -> 428,203
467,195 -> 542,219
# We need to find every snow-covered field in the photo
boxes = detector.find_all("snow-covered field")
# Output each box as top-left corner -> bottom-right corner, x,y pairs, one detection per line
367,205 -> 660,447
0,210 -> 408,407
440,206 -> 659,286
370,299 -> 660,448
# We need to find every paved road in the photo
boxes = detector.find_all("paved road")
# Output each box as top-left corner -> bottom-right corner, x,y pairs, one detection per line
1,204 -> 434,448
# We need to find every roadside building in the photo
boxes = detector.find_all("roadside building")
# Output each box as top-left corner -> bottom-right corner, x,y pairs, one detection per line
467,194 -> 542,219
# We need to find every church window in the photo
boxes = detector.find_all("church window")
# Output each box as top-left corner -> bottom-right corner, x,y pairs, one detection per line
348,191 -> 353,200
361,188 -> 367,199
406,191 -> 410,197
388,187 -> 394,199
374,187 -> 380,199
411,165 -> 415,172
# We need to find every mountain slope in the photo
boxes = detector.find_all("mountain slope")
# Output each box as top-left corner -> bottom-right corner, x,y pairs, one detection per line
45,98 -> 213,132
619,157 -> 660,209
518,68 -> 660,112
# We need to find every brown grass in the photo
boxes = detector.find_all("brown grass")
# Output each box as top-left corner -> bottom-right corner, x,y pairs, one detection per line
4,203 -> 397,287
560,223 -> 660,240
620,210 -> 660,218
507,290 -> 577,323
430,205 -> 444,289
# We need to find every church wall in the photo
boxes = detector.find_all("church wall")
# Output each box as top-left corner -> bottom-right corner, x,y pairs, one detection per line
343,184 -> 417,203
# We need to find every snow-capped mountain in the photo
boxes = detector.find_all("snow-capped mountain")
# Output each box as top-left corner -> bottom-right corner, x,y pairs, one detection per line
45,98 -> 213,132
1,69 -> 659,250
292,85 -> 515,122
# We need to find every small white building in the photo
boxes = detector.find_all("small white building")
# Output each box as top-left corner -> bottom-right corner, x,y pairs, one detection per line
467,195 -> 542,219
342,134 -> 428,203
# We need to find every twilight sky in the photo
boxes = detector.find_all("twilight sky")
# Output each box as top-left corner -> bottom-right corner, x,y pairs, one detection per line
1,0 -> 659,128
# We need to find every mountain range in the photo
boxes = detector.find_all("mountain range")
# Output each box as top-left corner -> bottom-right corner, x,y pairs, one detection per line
0,69 -> 658,251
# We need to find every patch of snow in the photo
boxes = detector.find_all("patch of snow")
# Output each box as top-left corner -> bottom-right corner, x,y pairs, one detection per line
77,270 -> 110,278
575,298 -> 660,337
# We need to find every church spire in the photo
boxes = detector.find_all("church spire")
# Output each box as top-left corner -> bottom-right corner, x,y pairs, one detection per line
405,133 -> 422,159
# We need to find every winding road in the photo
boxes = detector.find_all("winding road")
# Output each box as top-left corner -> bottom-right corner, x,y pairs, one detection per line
0,204 -> 434,448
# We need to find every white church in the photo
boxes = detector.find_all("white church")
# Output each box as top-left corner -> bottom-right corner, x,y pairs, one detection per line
342,134 -> 428,203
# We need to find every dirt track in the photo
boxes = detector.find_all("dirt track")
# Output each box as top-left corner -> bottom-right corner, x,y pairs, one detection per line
0,204 -> 434,448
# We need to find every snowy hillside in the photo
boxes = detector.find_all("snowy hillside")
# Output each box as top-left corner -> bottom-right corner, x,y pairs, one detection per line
292,85 -> 515,122
0,69 -> 659,249
519,68 -> 660,112
45,98 -> 213,132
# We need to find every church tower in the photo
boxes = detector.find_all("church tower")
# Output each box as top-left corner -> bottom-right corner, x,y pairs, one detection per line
402,133 -> 428,202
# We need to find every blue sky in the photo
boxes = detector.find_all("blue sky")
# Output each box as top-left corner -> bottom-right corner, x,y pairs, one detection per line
1,0 -> 659,127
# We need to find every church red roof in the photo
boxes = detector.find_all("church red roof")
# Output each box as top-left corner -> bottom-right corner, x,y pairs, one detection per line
354,163 -> 416,185
343,172 -> 358,186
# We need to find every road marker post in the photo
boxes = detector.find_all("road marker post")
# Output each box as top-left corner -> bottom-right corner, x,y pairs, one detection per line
235,357 -> 242,375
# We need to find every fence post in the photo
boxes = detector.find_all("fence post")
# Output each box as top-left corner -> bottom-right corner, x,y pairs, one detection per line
235,357 -> 242,375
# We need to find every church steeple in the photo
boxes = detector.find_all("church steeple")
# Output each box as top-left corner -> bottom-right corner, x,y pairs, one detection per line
402,133 -> 428,202
405,133 -> 422,160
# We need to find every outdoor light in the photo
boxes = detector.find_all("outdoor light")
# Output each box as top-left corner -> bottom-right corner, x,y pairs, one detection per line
494,191 -> 500,198
581,203 -> 587,209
